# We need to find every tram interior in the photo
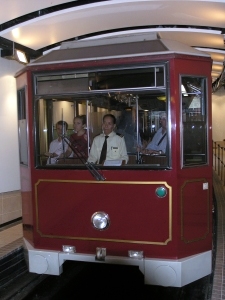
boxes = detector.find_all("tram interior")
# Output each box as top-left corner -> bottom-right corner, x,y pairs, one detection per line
17,66 -> 208,170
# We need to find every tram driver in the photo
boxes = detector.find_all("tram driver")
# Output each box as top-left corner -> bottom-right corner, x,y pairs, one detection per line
138,112 -> 167,155
88,114 -> 128,165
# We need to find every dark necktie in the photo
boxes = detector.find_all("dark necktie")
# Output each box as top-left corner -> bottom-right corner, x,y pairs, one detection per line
99,136 -> 109,164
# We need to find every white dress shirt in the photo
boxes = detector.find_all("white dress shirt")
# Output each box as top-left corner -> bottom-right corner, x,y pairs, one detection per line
88,131 -> 128,164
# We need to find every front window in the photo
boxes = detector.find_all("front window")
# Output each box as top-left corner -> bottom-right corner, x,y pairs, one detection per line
34,65 -> 169,169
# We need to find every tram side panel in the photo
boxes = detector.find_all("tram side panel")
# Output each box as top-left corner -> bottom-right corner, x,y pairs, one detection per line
17,70 -> 35,245
169,56 -> 213,258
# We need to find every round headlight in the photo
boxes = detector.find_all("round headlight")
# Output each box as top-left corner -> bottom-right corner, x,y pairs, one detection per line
91,212 -> 110,230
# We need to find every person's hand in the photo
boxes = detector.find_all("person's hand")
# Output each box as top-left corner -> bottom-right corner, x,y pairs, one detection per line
143,149 -> 154,155
58,153 -> 66,158
136,146 -> 142,152
44,152 -> 54,157
142,140 -> 148,148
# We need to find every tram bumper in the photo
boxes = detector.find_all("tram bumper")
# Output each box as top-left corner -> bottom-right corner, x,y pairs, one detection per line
24,238 -> 211,287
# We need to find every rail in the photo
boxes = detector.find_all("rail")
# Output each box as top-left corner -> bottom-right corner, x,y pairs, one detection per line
213,140 -> 225,185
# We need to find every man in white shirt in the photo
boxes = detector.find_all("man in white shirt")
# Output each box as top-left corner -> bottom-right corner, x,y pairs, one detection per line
88,114 -> 128,164
45,120 -> 69,164
141,112 -> 167,155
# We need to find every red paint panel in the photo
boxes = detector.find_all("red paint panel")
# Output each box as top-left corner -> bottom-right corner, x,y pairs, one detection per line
36,180 -> 170,245
181,180 -> 210,243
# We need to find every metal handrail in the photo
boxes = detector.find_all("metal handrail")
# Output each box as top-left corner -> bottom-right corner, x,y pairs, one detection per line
213,140 -> 225,185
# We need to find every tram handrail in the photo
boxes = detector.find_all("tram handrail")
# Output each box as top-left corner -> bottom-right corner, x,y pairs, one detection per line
58,135 -> 105,181
213,140 -> 225,185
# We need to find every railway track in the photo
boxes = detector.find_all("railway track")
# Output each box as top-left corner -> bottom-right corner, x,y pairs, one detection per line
0,259 -> 212,299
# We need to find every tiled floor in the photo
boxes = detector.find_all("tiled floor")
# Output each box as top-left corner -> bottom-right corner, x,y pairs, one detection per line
0,221 -> 23,259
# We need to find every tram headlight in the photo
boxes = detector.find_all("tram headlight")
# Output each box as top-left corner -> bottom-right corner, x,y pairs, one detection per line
91,212 -> 110,230
128,250 -> 144,259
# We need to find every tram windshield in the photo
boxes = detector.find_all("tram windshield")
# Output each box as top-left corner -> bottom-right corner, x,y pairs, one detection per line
18,65 -> 208,170
35,91 -> 168,169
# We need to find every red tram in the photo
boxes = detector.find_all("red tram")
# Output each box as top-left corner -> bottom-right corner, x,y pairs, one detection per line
16,33 -> 213,287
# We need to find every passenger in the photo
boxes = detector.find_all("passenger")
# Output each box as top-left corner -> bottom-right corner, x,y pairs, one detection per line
88,114 -> 128,164
117,109 -> 135,153
117,108 -> 149,153
139,112 -> 167,155
62,115 -> 88,159
45,120 -> 69,164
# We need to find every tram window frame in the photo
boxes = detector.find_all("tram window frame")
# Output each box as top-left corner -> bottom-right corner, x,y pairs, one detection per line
33,64 -> 171,170
35,65 -> 166,96
17,87 -> 28,166
180,75 -> 208,167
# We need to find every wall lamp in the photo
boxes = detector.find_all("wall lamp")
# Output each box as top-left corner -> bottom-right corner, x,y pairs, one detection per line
1,44 -> 29,64
15,49 -> 28,64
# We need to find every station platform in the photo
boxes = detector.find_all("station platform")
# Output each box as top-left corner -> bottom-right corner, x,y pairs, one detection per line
0,221 -> 23,258
0,220 -> 25,289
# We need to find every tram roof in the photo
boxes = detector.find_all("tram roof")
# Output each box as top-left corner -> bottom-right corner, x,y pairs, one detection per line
29,32 -> 211,66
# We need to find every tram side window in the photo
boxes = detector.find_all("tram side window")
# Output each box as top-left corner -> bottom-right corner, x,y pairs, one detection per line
181,76 -> 208,167
17,88 -> 28,166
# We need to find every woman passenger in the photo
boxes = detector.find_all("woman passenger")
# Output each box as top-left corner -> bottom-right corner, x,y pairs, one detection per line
63,115 -> 88,159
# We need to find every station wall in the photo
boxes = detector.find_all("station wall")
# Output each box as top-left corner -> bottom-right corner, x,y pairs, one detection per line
212,87 -> 225,142
0,58 -> 22,225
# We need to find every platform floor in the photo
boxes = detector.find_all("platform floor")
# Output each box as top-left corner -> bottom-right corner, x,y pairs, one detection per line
0,220 -> 23,259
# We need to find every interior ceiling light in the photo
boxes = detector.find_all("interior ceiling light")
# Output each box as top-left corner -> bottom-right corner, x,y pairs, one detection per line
157,96 -> 166,101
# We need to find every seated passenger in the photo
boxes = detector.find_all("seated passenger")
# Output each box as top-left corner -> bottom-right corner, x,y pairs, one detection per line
139,112 -> 167,155
88,114 -> 128,164
62,115 -> 88,159
45,120 -> 69,164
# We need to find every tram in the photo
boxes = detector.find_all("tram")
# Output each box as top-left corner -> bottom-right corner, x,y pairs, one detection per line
16,33 -> 213,287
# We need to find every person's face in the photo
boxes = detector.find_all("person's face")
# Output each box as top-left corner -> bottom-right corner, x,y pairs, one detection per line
73,117 -> 84,132
56,124 -> 66,137
160,117 -> 167,129
102,116 -> 115,135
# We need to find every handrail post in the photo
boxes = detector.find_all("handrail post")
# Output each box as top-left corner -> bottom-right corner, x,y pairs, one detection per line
218,144 -> 220,176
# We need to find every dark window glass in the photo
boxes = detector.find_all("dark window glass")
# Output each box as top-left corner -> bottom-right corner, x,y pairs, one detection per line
181,76 -> 208,166
17,88 -> 28,166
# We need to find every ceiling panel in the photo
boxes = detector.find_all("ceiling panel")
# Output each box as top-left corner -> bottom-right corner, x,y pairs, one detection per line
0,1 -> 224,50
0,0 -> 224,82
0,0 -> 76,23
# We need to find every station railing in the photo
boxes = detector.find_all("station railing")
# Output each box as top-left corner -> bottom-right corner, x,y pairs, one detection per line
213,140 -> 225,185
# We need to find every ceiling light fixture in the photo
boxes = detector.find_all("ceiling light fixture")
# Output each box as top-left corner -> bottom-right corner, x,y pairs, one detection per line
15,49 -> 28,64
1,42 -> 29,64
